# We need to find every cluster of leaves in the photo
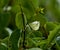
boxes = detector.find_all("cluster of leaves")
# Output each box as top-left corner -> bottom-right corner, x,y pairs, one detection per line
0,0 -> 60,50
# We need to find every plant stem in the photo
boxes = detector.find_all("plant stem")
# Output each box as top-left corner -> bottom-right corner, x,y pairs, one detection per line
20,6 -> 26,50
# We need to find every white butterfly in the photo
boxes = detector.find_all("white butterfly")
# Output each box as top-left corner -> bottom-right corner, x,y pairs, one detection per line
29,21 -> 40,30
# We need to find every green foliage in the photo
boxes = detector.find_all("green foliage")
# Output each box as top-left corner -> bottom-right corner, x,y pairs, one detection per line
15,13 -> 24,29
0,45 -> 7,50
44,22 -> 57,31
30,0 -> 39,9
0,29 -> 9,39
0,0 -> 60,50
20,0 -> 35,19
9,29 -> 20,50
47,25 -> 60,46
0,12 -> 11,31
27,48 -> 42,50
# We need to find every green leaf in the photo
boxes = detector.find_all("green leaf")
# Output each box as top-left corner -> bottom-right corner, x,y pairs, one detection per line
39,0 -> 46,7
0,0 -> 9,7
39,40 -> 47,49
27,48 -> 42,50
15,13 -> 23,29
1,37 -> 9,48
0,29 -> 9,39
56,36 -> 60,46
47,25 -> 60,46
44,22 -> 57,31
0,12 -> 11,31
32,31 -> 42,37
30,0 -> 39,9
0,45 -> 7,50
11,5 -> 21,13
9,29 -> 20,50
55,36 -> 60,50
20,0 -> 35,19
28,14 -> 47,26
